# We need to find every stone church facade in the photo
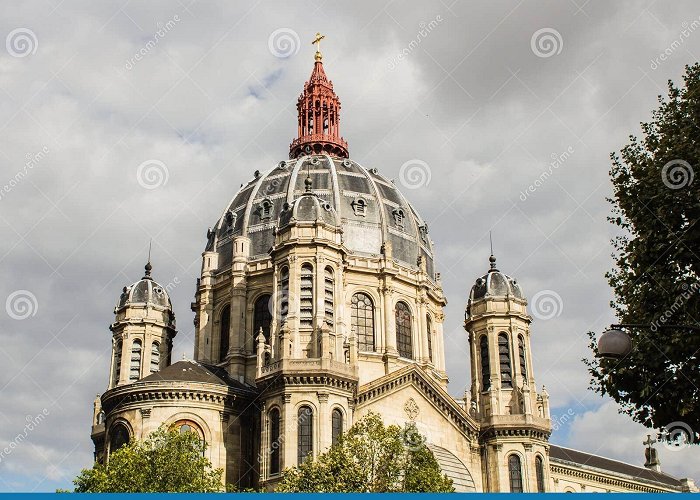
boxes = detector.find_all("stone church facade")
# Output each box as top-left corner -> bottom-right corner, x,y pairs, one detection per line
89,43 -> 696,493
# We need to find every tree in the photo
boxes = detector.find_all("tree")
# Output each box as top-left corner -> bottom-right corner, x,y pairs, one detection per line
276,412 -> 453,492
586,63 -> 700,441
73,426 -> 224,492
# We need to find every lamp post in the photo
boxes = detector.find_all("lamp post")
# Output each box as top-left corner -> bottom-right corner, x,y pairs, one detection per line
597,323 -> 700,359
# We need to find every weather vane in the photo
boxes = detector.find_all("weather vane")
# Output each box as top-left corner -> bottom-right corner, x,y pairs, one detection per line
312,32 -> 325,61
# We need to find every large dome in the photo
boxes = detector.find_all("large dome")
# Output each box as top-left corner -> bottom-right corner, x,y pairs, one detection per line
205,154 -> 436,277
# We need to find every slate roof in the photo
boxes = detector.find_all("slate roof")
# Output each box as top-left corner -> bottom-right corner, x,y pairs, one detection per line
206,154 -> 435,277
138,360 -> 256,393
549,445 -> 683,488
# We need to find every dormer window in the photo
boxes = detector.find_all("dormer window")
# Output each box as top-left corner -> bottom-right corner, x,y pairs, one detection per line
392,208 -> 405,229
351,197 -> 367,217
225,210 -> 236,230
258,199 -> 273,221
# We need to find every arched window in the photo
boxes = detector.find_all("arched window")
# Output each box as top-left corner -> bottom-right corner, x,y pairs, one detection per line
426,314 -> 433,362
254,295 -> 273,344
508,454 -> 523,492
351,293 -> 375,352
324,267 -> 334,325
259,198 -> 273,221
300,265 -> 314,328
150,342 -> 160,373
395,302 -> 413,359
498,333 -> 512,388
392,208 -> 405,229
109,423 -> 130,453
113,340 -> 122,385
297,405 -> 313,464
171,420 -> 205,453
518,335 -> 527,381
278,266 -> 289,322
480,335 -> 490,391
129,340 -> 142,381
269,408 -> 281,475
536,455 -> 545,492
219,305 -> 230,362
331,408 -> 343,446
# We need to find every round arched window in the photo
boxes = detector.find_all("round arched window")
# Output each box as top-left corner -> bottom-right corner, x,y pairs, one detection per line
109,423 -> 130,453
171,420 -> 204,441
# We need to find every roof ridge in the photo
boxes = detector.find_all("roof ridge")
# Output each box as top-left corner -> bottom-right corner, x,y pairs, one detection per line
550,444 -> 680,480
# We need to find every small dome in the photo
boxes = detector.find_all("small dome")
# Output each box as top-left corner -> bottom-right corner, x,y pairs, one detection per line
469,255 -> 524,301
116,262 -> 172,310
279,186 -> 340,228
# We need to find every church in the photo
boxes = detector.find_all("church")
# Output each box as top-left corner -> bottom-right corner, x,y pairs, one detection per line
88,36 -> 697,493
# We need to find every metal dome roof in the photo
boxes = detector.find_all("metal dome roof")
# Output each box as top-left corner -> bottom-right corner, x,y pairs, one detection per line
115,263 -> 173,311
206,154 -> 435,276
469,255 -> 525,301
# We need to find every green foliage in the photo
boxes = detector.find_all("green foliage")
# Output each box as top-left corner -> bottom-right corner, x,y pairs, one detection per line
585,63 -> 700,438
276,412 -> 454,492
72,426 -> 224,492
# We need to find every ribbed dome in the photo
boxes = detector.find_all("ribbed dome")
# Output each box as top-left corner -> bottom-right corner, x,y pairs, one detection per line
469,255 -> 524,301
116,263 -> 173,311
205,154 -> 435,276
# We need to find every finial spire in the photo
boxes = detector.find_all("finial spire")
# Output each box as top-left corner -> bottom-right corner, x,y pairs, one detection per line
312,32 -> 325,62
143,240 -> 153,279
488,232 -> 498,272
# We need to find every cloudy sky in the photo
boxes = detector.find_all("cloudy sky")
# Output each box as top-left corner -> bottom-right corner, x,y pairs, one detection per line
0,0 -> 698,491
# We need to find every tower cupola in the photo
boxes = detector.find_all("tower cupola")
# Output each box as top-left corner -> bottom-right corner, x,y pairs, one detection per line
289,33 -> 349,159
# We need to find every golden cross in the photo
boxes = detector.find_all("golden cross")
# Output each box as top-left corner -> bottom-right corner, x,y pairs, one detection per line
312,32 -> 325,51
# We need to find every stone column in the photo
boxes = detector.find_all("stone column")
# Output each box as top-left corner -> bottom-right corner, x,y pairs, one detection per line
418,297 -> 429,363
317,392 -> 329,452
282,393 -> 294,468
382,282 -> 397,355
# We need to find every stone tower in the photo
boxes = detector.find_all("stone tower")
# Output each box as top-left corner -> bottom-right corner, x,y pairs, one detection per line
108,262 -> 177,389
464,254 -> 551,492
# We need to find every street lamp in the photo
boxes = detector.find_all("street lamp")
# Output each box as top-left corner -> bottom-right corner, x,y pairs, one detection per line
597,323 -> 700,359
